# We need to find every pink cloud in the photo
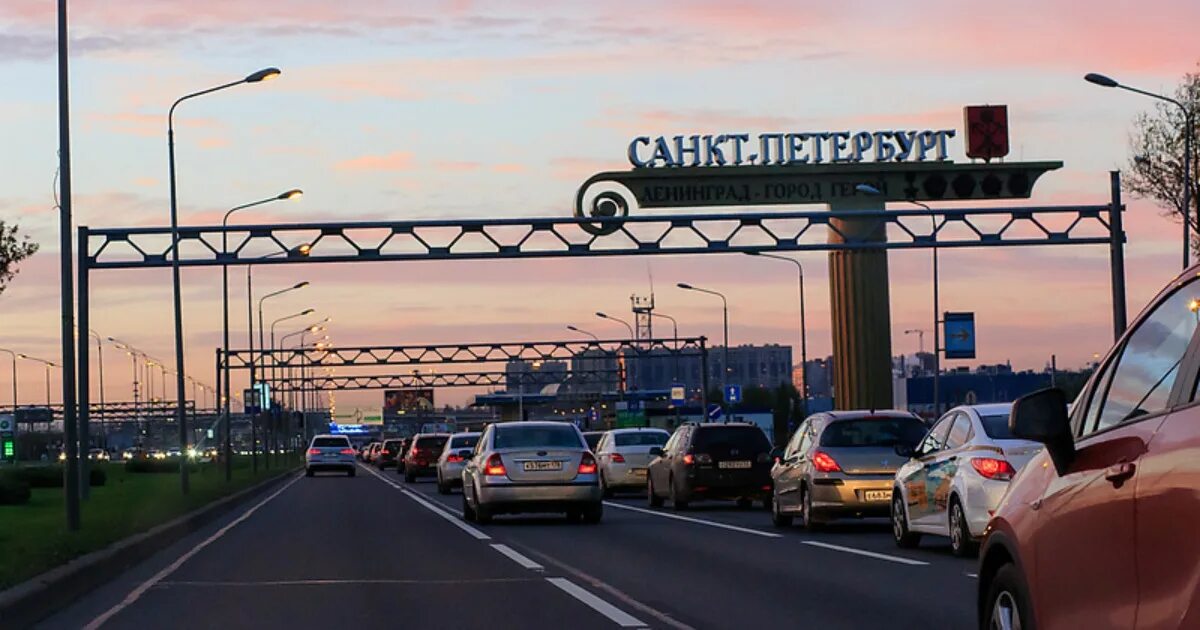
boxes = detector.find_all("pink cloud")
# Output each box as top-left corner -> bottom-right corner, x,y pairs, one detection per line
433,161 -> 481,172
492,163 -> 526,174
334,151 -> 414,172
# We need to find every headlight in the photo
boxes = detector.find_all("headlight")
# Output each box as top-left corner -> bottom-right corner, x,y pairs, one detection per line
59,452 -> 66,461
187,448 -> 198,458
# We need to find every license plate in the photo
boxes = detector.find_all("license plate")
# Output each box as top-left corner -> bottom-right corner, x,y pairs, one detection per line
864,490 -> 891,502
522,461 -> 562,472
718,460 -> 752,469
631,468 -> 648,477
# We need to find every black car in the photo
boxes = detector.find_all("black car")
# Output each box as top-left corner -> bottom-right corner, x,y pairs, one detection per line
376,439 -> 405,469
647,422 -> 773,510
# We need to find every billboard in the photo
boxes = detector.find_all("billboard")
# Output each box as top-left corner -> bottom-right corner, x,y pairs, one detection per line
384,389 -> 434,416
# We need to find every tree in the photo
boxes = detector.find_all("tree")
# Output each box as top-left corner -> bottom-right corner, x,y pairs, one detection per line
1123,64 -> 1200,247
0,221 -> 39,296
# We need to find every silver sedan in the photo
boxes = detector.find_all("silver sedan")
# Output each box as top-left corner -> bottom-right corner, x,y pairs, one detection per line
461,421 -> 602,524
595,427 -> 669,496
436,431 -> 481,494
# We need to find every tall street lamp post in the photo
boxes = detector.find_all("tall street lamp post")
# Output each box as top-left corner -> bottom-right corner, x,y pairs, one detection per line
677,283 -> 730,411
595,312 -> 634,338
0,348 -> 16,413
566,325 -> 599,342
258,283 -> 308,467
1086,72 -> 1194,269
168,66 -> 280,494
222,189 -> 301,481
745,252 -> 809,420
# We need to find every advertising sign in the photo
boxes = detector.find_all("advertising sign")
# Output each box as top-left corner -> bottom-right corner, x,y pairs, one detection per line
384,389 -> 434,415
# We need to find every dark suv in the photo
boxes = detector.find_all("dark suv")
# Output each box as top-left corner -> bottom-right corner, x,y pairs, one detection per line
403,433 -> 450,483
647,422 -> 773,510
376,439 -> 405,469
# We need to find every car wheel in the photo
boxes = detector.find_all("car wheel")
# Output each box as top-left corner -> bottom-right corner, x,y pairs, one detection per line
892,490 -> 921,548
582,502 -> 603,524
670,476 -> 689,511
736,497 -> 753,510
405,471 -> 416,484
800,485 -> 822,531
985,563 -> 1034,630
305,468 -> 314,477
771,495 -> 794,528
648,477 -> 664,508
436,476 -> 451,495
475,502 -> 493,524
461,492 -> 477,522
949,498 -> 978,557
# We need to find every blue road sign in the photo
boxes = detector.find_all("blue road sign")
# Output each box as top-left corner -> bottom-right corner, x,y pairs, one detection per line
725,385 -> 742,404
707,404 -> 723,420
670,384 -> 686,406
943,312 -> 976,360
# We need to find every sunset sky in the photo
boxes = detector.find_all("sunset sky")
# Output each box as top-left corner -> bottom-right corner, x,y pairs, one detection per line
1,0 -> 1197,411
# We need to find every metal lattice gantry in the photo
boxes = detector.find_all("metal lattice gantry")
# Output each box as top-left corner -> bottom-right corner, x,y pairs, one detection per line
266,369 -> 622,392
220,337 -> 708,371
82,204 -> 1120,270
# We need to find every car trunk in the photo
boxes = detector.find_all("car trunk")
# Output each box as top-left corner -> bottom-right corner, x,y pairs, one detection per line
614,445 -> 659,469
820,446 -> 902,475
498,449 -> 583,483
995,439 -> 1044,471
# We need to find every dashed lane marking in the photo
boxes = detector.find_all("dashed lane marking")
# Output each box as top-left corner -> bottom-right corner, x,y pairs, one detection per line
360,464 -> 490,540
491,544 -> 544,571
546,577 -> 648,628
801,540 -> 929,566
604,501 -> 783,538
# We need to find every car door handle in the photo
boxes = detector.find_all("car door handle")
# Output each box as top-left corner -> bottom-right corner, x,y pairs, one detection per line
1105,462 -> 1136,486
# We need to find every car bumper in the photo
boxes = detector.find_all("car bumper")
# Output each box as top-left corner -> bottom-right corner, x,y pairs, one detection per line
961,477 -> 1010,538
603,463 -> 650,488
476,479 -> 602,513
405,462 -> 437,476
809,476 -> 894,518
306,459 -> 355,471
683,468 -> 772,500
439,463 -> 466,485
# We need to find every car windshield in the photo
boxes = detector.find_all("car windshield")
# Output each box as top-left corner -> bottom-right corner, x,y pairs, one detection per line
449,435 -> 480,449
692,426 -> 770,454
494,425 -> 583,449
312,437 -> 349,448
416,436 -> 449,451
614,432 -> 669,447
979,414 -> 1016,440
819,418 -> 927,448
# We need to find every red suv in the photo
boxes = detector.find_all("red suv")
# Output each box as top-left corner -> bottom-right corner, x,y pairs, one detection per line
978,268 -> 1200,629
403,433 -> 450,483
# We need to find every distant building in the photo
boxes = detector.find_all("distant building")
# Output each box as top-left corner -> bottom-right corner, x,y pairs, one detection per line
504,359 -> 568,394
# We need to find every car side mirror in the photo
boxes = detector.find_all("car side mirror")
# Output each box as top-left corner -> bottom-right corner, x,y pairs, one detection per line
648,447 -> 665,457
1010,387 -> 1075,475
894,444 -> 915,458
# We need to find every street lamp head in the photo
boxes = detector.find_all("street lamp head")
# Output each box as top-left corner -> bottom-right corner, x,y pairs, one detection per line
595,312 -> 608,319
245,67 -> 281,83
743,251 -> 761,257
293,281 -> 310,289
278,189 -> 303,201
567,325 -> 579,331
301,308 -> 315,315
677,283 -> 694,290
1084,72 -> 1119,88
855,184 -> 882,195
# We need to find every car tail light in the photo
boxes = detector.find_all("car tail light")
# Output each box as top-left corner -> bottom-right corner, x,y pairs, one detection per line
447,453 -> 464,463
610,453 -> 625,463
683,453 -> 694,465
307,448 -> 320,456
485,454 -> 507,477
578,453 -> 598,475
971,457 -> 1016,481
339,448 -> 355,455
812,451 -> 842,473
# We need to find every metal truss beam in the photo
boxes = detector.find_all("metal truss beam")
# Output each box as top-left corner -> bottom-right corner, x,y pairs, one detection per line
83,204 -> 1119,270
267,369 -> 620,392
222,337 -> 706,370
6,401 -> 200,421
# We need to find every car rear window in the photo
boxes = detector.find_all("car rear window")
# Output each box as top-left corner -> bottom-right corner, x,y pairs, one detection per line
819,418 -> 927,448
494,425 -> 583,449
450,435 -> 479,449
692,426 -> 770,454
383,440 -> 403,452
415,436 -> 449,451
615,432 -> 669,447
979,414 -> 1015,440
583,433 -> 604,449
312,437 -> 350,448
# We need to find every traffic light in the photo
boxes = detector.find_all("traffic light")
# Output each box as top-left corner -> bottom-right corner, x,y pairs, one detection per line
1,436 -> 14,461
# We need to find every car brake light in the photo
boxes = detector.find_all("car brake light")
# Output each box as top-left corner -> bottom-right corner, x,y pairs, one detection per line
971,457 -> 1016,480
812,451 -> 842,473
610,452 -> 625,463
683,453 -> 694,465
339,448 -> 355,455
307,448 -> 320,456
578,453 -> 598,475
447,454 -> 464,463
485,454 -> 507,477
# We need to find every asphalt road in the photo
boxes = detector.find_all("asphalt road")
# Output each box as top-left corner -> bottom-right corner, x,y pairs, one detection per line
38,464 -> 979,629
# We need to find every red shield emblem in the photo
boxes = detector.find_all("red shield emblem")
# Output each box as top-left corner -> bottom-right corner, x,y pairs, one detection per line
964,105 -> 1009,161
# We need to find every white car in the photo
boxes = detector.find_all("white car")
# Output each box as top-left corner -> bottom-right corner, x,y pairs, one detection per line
305,434 -> 357,477
891,403 -> 1043,556
436,432 -> 481,494
594,427 -> 670,497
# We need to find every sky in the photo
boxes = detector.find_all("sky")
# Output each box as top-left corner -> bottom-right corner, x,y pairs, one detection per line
1,0 -> 1198,412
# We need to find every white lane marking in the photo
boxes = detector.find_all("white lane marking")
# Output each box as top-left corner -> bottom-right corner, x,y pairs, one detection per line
360,464 -> 490,540
546,577 -> 647,628
159,577 -> 541,587
966,573 -> 979,579
800,540 -> 929,566
491,544 -> 544,571
604,501 -> 783,539
83,474 -> 303,630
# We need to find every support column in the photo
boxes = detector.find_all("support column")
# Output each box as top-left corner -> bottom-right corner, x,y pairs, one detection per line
828,198 -> 894,410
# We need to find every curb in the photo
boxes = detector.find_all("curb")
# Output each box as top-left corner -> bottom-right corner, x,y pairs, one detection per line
0,467 -> 300,629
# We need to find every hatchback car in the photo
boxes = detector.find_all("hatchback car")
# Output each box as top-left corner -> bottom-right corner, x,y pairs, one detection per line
403,433 -> 451,483
771,411 -> 926,528
305,434 -> 357,477
648,422 -> 773,510
461,421 -> 602,523
436,432 -> 481,494
376,439 -> 405,469
595,428 -> 670,496
891,403 -> 1042,556
978,268 -> 1200,630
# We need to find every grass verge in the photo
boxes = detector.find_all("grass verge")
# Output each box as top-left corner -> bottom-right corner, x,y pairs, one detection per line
0,456 -> 294,590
